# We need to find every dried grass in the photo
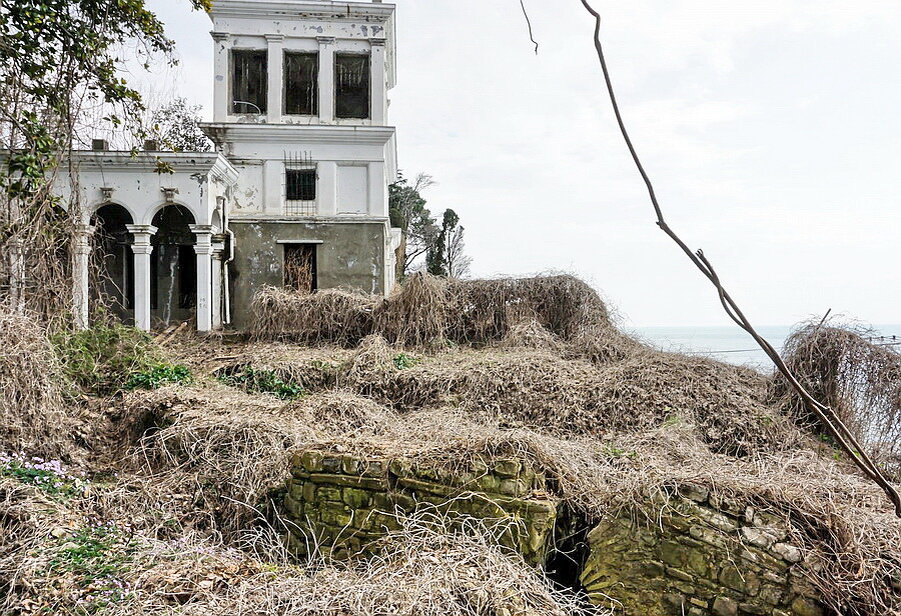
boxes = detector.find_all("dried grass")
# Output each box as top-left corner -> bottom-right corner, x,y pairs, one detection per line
337,344 -> 793,456
777,320 -> 901,478
249,287 -> 376,346
0,310 -> 67,458
247,273 -> 639,359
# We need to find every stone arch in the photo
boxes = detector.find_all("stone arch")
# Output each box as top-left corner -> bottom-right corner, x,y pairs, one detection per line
90,204 -> 135,322
141,200 -> 200,227
150,204 -> 197,327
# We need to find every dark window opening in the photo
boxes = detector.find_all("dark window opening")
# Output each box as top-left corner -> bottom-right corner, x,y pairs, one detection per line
335,54 -> 370,119
284,52 -> 319,115
284,244 -> 317,294
232,49 -> 268,114
286,168 -> 317,200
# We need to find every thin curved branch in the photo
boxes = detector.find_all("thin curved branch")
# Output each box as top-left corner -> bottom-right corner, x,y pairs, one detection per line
519,0 -> 539,54
578,0 -> 901,517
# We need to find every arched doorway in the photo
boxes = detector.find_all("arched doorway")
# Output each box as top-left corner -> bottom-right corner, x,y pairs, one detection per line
151,205 -> 197,327
91,204 -> 135,323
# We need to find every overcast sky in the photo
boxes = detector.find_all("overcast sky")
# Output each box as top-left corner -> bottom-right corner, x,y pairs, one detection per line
143,0 -> 901,327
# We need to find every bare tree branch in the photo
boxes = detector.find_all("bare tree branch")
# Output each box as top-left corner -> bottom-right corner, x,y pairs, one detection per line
578,0 -> 901,517
519,0 -> 539,54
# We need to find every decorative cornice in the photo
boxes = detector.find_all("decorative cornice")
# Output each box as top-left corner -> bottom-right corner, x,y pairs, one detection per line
200,123 -> 396,146
209,1 -> 395,21
211,31 -> 230,42
66,152 -> 239,186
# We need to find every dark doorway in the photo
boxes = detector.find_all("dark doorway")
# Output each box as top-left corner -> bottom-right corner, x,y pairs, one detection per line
284,243 -> 317,294
91,204 -> 135,323
151,205 -> 196,327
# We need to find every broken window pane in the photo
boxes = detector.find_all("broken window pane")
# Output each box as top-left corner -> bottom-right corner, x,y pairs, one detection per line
284,52 -> 319,115
335,54 -> 370,119
232,49 -> 267,114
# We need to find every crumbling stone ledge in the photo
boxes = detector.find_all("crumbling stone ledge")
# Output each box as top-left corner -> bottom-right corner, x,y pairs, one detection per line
581,485 -> 824,616
284,450 -> 558,565
283,454 -> 824,616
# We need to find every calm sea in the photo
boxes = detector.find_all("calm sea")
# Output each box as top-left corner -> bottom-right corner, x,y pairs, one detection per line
632,325 -> 901,372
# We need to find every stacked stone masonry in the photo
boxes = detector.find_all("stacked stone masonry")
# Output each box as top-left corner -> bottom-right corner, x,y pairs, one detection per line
283,453 -> 824,616
284,450 -> 558,566
581,485 -> 824,616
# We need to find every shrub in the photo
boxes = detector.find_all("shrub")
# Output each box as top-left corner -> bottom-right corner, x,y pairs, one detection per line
125,363 -> 192,390
217,366 -> 305,400
51,324 -> 161,395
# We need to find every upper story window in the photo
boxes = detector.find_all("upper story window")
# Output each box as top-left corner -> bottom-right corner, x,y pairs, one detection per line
335,53 -> 370,119
232,49 -> 267,114
284,52 -> 319,116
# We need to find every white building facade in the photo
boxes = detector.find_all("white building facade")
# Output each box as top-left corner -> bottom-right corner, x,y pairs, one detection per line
58,0 -> 401,332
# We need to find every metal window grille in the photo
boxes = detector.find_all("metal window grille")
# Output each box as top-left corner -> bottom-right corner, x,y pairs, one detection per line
285,152 -> 317,216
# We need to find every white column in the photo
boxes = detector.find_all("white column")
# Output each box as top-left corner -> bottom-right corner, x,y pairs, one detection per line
211,242 -> 224,329
318,161 -> 338,216
318,36 -> 335,123
126,225 -> 157,332
190,225 -> 214,332
266,34 -> 284,123
73,224 -> 95,330
370,38 -> 387,125
211,32 -> 231,121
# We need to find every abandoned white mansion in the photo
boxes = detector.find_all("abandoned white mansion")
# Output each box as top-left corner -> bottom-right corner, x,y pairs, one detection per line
57,0 -> 401,331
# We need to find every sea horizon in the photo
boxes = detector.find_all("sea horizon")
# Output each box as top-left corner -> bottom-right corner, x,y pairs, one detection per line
632,324 -> 901,371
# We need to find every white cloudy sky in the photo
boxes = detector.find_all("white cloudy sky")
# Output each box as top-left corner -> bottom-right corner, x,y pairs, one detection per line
143,0 -> 901,327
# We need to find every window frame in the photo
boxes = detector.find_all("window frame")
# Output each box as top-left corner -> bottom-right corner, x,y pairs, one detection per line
283,50 -> 319,116
230,48 -> 268,115
334,52 -> 371,120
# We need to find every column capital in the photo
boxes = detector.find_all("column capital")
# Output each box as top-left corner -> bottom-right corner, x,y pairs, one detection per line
125,224 -> 157,238
75,224 -> 96,236
317,36 -> 336,45
369,38 -> 387,47
189,224 -> 214,235
211,31 -> 230,42
265,33 -> 285,43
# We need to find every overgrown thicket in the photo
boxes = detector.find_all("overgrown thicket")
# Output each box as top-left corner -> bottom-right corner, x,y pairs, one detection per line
777,320 -> 901,479
251,273 -> 637,359
0,312 -> 66,458
3,274 -> 901,615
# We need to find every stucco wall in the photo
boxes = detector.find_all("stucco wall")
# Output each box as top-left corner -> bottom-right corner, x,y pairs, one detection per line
229,220 -> 387,329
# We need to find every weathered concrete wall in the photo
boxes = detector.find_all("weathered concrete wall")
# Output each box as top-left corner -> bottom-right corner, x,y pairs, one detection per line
284,451 -> 558,565
580,485 -> 823,616
230,220 -> 387,329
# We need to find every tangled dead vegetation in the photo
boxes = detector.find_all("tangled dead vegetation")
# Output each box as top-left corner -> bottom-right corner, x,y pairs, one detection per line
0,310 -> 67,458
778,320 -> 901,479
334,339 -> 794,456
250,287 -> 375,346
249,273 -> 640,359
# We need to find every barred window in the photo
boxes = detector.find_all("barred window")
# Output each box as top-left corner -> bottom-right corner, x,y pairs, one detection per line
286,169 -> 316,202
335,54 -> 370,119
284,52 -> 318,115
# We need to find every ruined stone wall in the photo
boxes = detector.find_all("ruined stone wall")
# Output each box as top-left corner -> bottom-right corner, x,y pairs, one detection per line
581,485 -> 822,616
283,454 -> 824,616
284,450 -> 558,565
